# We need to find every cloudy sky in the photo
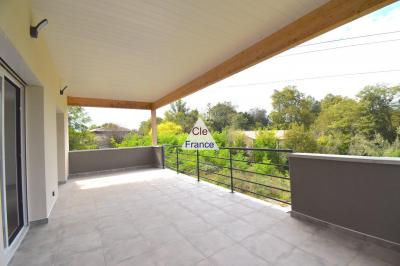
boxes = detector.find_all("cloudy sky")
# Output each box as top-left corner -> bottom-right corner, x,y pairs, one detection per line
85,2 -> 400,130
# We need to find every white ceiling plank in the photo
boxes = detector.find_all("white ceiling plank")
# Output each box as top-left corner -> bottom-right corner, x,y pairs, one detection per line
32,0 -> 328,102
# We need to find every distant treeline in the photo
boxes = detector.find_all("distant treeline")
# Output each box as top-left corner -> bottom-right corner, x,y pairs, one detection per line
69,84 -> 400,157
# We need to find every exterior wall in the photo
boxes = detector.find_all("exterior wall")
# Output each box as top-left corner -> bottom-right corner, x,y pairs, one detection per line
57,112 -> 67,183
69,146 -> 163,175
25,86 -> 47,221
0,0 -> 67,222
289,153 -> 400,245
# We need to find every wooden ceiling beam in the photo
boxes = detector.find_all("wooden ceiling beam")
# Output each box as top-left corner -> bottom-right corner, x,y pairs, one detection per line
67,96 -> 152,109
152,0 -> 395,109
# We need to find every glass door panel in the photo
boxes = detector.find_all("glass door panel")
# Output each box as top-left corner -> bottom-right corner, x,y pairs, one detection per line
3,77 -> 23,244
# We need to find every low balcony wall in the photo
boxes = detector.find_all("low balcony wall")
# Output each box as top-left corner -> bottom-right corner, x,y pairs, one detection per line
69,146 -> 163,176
289,153 -> 400,246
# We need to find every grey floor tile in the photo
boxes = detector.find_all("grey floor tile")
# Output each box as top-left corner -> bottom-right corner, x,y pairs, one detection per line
241,231 -> 294,263
221,203 -> 255,217
195,258 -> 218,266
9,251 -> 53,266
349,253 -> 394,266
103,235 -> 153,265
141,223 -> 186,248
208,244 -> 269,266
362,243 -> 400,266
56,231 -> 102,257
115,252 -> 156,266
300,230 -> 362,266
240,211 -> 280,231
259,206 -> 289,220
275,248 -> 332,266
218,219 -> 259,242
147,239 -> 205,266
267,219 -> 316,246
54,248 -> 105,266
200,209 -> 236,226
187,229 -> 236,257
173,216 -> 215,238
96,214 -> 134,231
99,224 -> 140,243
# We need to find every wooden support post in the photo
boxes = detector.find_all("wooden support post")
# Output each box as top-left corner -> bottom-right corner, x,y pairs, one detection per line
151,109 -> 157,145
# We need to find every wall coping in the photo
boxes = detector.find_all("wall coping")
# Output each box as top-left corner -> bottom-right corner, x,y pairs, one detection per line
289,153 -> 400,166
69,145 -> 161,153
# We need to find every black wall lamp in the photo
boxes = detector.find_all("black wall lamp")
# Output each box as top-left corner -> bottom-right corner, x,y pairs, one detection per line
30,19 -> 48,38
60,85 -> 68,95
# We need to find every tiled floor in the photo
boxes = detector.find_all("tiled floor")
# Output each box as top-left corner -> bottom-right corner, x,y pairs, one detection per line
10,168 -> 400,266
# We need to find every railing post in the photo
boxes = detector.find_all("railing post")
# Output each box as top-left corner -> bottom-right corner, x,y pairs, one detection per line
176,147 -> 179,174
196,149 -> 200,182
229,148 -> 234,193
161,145 -> 165,169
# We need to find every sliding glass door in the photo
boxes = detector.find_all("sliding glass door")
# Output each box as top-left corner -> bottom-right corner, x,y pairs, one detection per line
0,67 -> 27,248
3,77 -> 24,244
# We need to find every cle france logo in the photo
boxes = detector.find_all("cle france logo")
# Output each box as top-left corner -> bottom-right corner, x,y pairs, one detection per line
182,118 -> 218,150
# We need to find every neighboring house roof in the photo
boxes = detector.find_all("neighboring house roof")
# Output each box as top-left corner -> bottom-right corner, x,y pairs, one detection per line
275,130 -> 287,140
242,130 -> 287,140
243,131 -> 257,140
90,126 -> 130,133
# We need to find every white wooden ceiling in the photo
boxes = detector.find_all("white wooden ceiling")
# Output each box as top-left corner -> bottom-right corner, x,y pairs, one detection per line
32,0 -> 328,102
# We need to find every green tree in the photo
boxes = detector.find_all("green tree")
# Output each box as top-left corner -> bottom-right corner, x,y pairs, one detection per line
138,117 -> 162,136
383,127 -> 400,157
356,85 -> 400,142
232,112 -> 253,130
348,133 -> 390,156
68,106 -> 97,150
284,124 -> 318,152
206,102 -> 237,132
164,100 -> 199,132
314,96 -> 360,154
269,86 -> 319,129
249,108 -> 270,128
68,106 -> 91,131
117,133 -> 152,147
156,121 -> 183,135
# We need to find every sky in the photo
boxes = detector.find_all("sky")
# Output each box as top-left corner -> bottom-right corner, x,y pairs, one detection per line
85,2 -> 400,130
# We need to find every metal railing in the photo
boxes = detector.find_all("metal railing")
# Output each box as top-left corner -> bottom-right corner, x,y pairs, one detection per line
162,144 -> 292,205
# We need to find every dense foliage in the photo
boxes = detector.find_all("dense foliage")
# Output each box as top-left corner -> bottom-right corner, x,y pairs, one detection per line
69,84 -> 400,156
68,106 -> 97,150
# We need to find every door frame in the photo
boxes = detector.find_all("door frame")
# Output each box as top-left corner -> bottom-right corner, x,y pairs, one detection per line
0,64 -> 28,263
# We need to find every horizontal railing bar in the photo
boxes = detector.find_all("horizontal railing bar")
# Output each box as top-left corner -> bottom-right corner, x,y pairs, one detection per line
229,147 -> 293,153
168,153 -> 289,169
231,167 -> 290,180
232,177 -> 291,192
171,156 -> 290,180
197,154 -> 289,169
198,161 -> 231,170
199,168 -> 230,179
198,154 -> 229,160
163,144 -> 292,153
178,170 -> 196,176
231,158 -> 289,168
178,158 -> 197,164
162,144 -> 292,205
165,160 -> 177,165
178,152 -> 197,156
199,175 -> 231,187
233,186 -> 291,205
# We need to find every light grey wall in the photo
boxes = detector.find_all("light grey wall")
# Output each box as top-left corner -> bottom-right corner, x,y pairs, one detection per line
289,154 -> 400,245
25,86 -> 47,222
56,112 -> 67,183
69,146 -> 163,175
